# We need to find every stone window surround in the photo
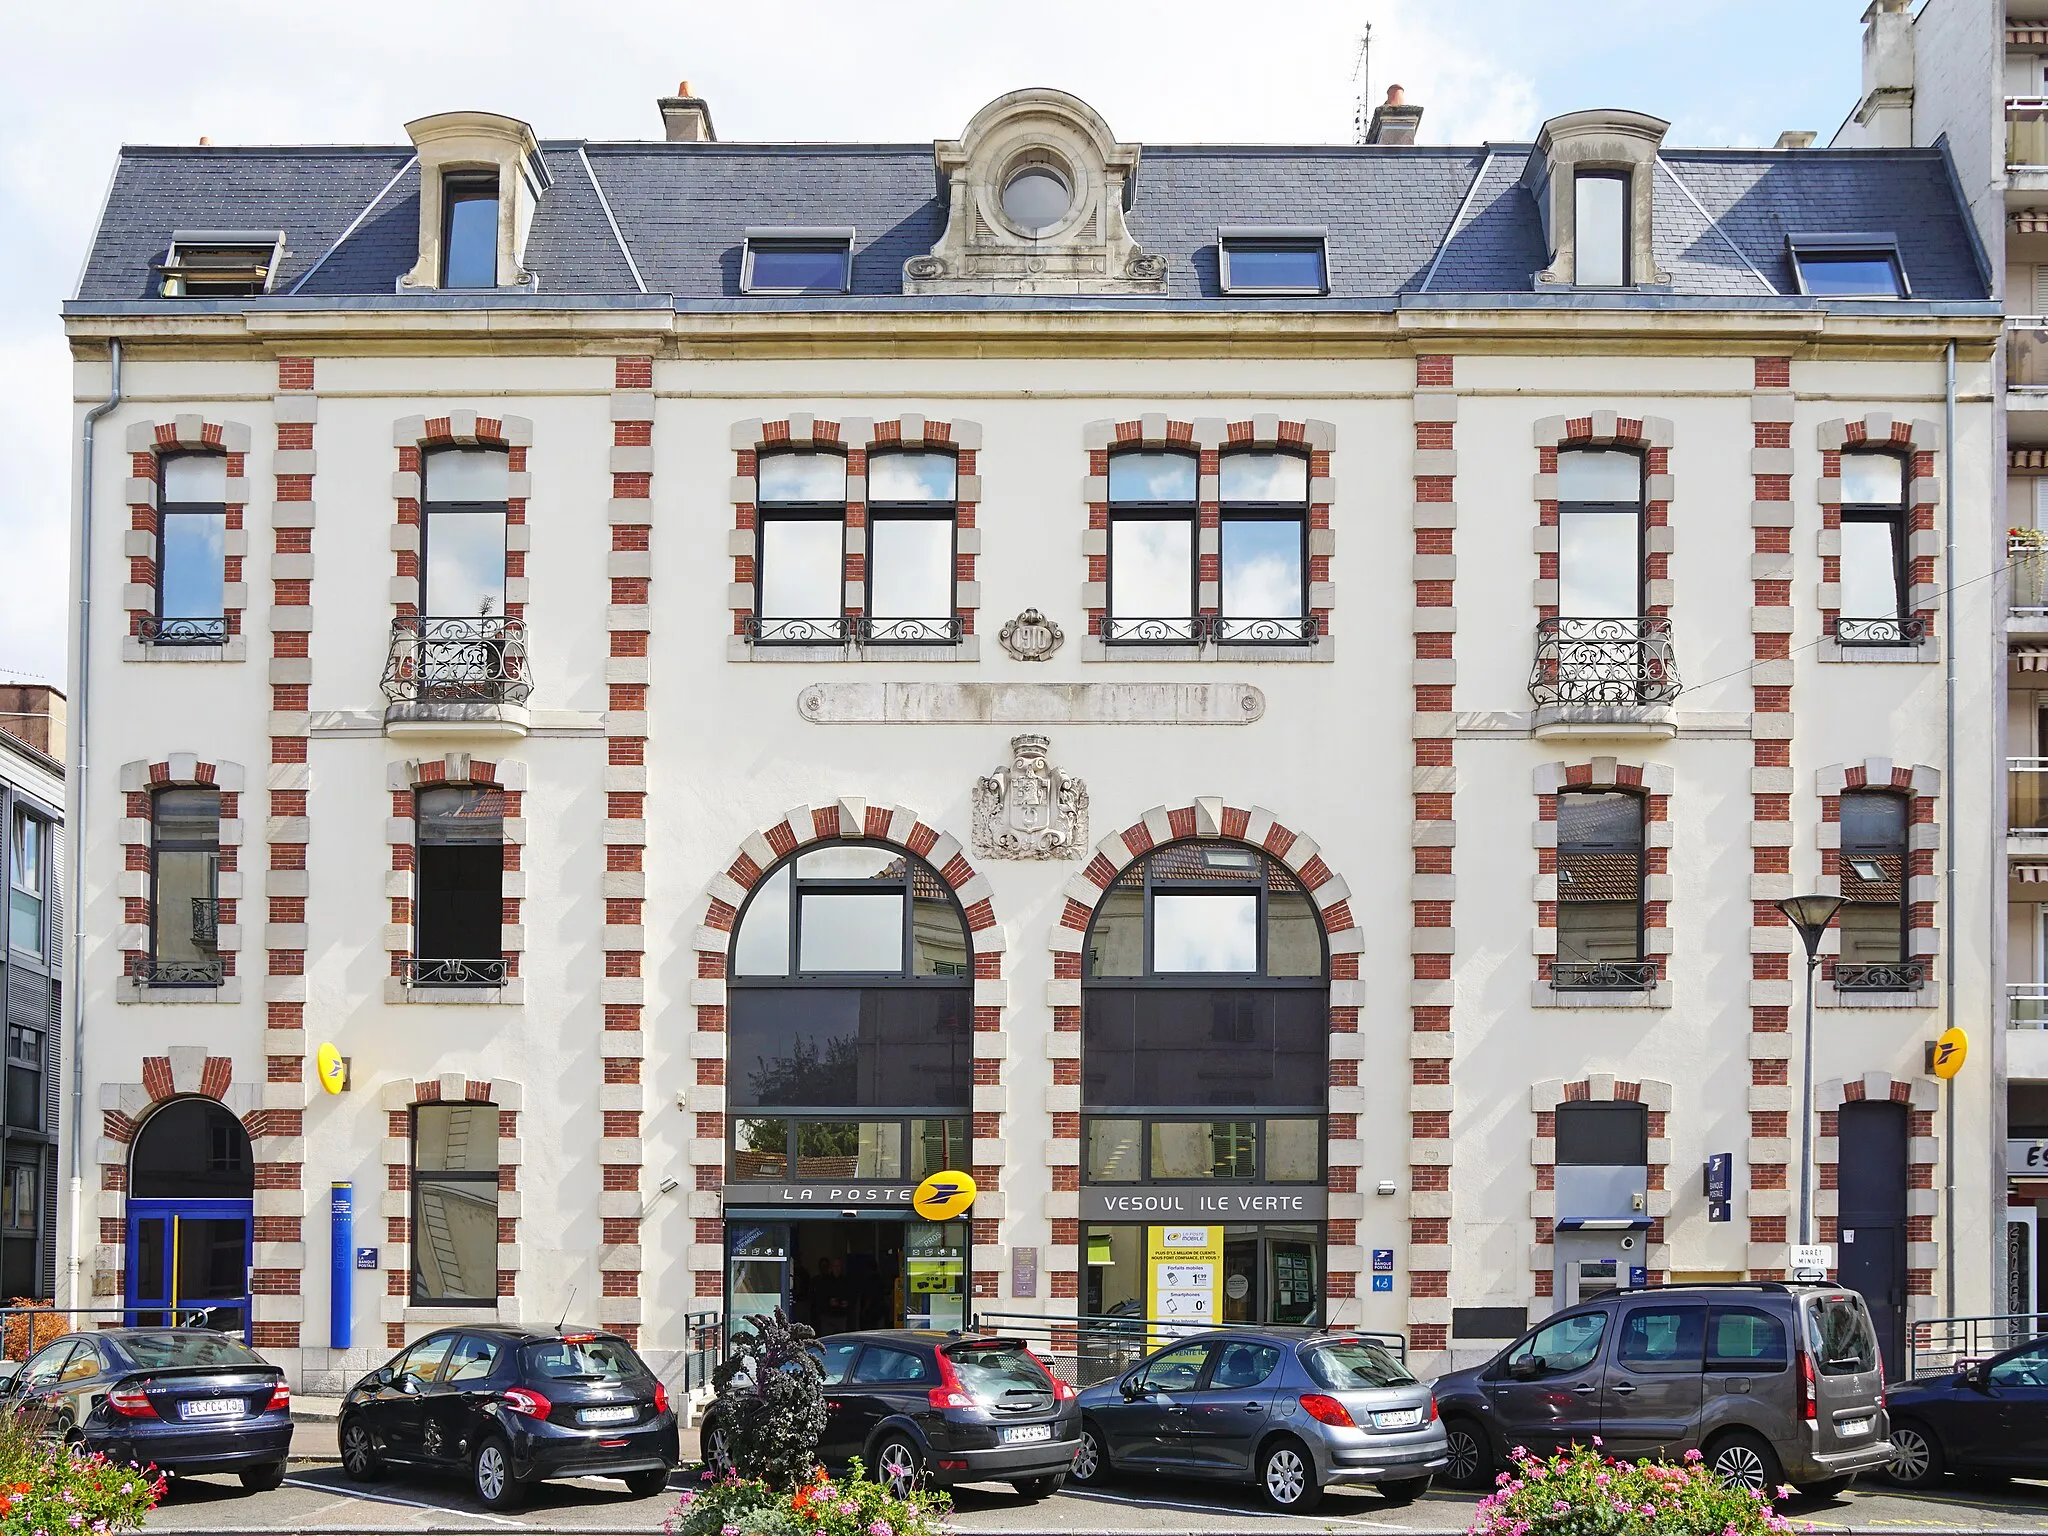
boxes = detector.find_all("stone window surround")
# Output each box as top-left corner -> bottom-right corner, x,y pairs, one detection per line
121,417 -> 252,664
1043,800 -> 1366,1306
1523,110 -> 1672,290
1528,1075 -> 1674,1298
726,415 -> 985,663
378,1074 -> 526,1344
96,1049 -> 306,1350
1813,1072 -> 1939,1317
1813,413 -> 1943,664
1530,758 -> 1674,1009
1080,415 -> 1337,663
687,802 -> 1009,1306
383,753 -> 527,1005
1813,758 -> 1941,1009
390,411 -> 534,617
398,111 -> 547,293
116,756 -> 246,1004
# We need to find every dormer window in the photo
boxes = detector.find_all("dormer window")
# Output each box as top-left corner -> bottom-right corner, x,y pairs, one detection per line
1218,228 -> 1328,295
1572,173 -> 1628,287
399,112 -> 549,293
1001,164 -> 1072,235
1524,110 -> 1670,290
441,175 -> 500,288
158,231 -> 284,297
742,229 -> 853,294
1790,234 -> 1906,298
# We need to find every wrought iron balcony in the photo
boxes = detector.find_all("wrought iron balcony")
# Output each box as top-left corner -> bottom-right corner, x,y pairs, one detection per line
1550,960 -> 1659,991
189,897 -> 218,949
399,956 -> 508,987
1530,616 -> 1680,707
1834,615 -> 1926,646
1102,613 -> 1320,645
1833,961 -> 1925,992
129,955 -> 225,987
382,616 -> 530,707
853,614 -> 965,645
744,614 -> 851,645
137,615 -> 228,646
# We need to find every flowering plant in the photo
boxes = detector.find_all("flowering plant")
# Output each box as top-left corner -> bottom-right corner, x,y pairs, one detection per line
668,1462 -> 949,1536
0,1412 -> 161,1534
1470,1441 -> 1798,1536
2012,526 -> 2048,550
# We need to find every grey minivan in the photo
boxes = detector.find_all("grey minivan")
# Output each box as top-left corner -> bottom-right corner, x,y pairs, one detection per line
1433,1284 -> 1889,1496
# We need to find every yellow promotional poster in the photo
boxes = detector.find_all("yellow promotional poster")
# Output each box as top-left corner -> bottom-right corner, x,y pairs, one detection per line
1146,1226 -> 1222,1347
315,1043 -> 347,1095
912,1170 -> 977,1221
1931,1027 -> 1968,1080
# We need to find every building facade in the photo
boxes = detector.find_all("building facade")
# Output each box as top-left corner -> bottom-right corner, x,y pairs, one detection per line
62,85 -> 2001,1388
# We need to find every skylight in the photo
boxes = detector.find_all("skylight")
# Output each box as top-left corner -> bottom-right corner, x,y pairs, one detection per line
1218,227 -> 1328,295
159,230 -> 285,297
1789,233 -> 1907,298
742,228 -> 854,294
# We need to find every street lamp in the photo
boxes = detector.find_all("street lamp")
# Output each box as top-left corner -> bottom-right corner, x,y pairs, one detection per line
1777,893 -> 1845,1250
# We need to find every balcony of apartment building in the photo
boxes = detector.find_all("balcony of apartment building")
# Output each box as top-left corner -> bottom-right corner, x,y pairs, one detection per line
380,614 -> 531,740
1527,615 -> 1681,741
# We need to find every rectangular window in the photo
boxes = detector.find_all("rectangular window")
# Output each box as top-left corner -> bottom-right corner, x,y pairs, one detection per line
1555,1100 -> 1649,1165
742,230 -> 854,294
755,452 -> 849,644
1554,790 -> 1649,988
1218,229 -> 1328,294
1149,1121 -> 1256,1180
1574,171 -> 1628,287
865,452 -> 958,643
1838,790 -> 1917,988
441,176 -> 499,289
1083,1116 -> 1321,1182
158,231 -> 283,298
153,453 -> 228,646
7,812 -> 42,959
1836,450 -> 1913,644
727,1116 -> 967,1182
1106,452 -> 1199,643
1790,235 -> 1906,298
413,786 -> 505,986
411,1103 -> 499,1305
1082,990 -> 1327,1110
6,1026 -> 41,1133
727,988 -> 972,1108
148,789 -> 218,984
1218,452 -> 1311,642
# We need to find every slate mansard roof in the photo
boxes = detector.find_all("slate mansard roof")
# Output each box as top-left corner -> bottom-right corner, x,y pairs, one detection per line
70,137 -> 1993,311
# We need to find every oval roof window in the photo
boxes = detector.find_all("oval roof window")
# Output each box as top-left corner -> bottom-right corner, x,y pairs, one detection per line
1002,166 -> 1071,235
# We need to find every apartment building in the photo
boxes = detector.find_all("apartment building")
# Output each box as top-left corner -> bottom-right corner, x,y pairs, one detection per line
61,83 -> 2000,1388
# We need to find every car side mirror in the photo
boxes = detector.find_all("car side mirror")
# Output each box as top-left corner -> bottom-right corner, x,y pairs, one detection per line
1508,1356 -> 1544,1381
0,1365 -> 20,1397
1120,1377 -> 1142,1401
398,1375 -> 421,1396
1965,1364 -> 1990,1391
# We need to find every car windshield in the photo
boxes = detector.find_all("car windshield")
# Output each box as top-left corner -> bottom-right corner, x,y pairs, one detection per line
118,1333 -> 264,1370
945,1342 -> 1054,1400
1301,1339 -> 1415,1390
521,1336 -> 646,1382
1805,1296 -> 1877,1376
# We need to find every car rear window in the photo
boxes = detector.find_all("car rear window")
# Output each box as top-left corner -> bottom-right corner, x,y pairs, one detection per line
1301,1339 -> 1416,1390
118,1333 -> 264,1370
1806,1295 -> 1878,1376
945,1342 -> 1054,1399
521,1336 -> 646,1382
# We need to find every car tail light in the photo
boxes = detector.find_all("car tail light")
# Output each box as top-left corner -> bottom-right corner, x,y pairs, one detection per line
928,1350 -> 977,1411
501,1386 -> 552,1419
1428,1394 -> 1439,1422
106,1383 -> 156,1419
1797,1350 -> 1816,1427
1051,1375 -> 1077,1402
654,1381 -> 670,1415
267,1381 -> 290,1412
1298,1394 -> 1355,1428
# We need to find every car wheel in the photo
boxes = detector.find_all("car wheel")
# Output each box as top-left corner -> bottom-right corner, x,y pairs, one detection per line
872,1435 -> 924,1499
703,1416 -> 734,1477
339,1418 -> 384,1483
239,1460 -> 287,1493
472,1436 -> 526,1510
1443,1418 -> 1495,1490
1013,1473 -> 1065,1501
1070,1421 -> 1112,1485
1886,1420 -> 1945,1488
1705,1430 -> 1783,1497
1379,1476 -> 1431,1506
1797,1475 -> 1852,1500
623,1467 -> 671,1497
1258,1436 -> 1324,1513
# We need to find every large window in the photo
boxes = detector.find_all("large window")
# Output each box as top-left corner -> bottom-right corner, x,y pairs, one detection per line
7,811 -> 43,960
1218,451 -> 1313,643
1837,451 -> 1914,644
1574,171 -> 1628,287
1837,790 -> 1918,990
411,1103 -> 499,1305
411,786 -> 505,987
395,448 -> 524,708
146,789 -> 219,986
1553,790 -> 1650,990
441,175 -> 499,289
1537,449 -> 1673,707
1105,451 -> 1198,642
864,451 -> 959,643
728,843 -> 972,1179
753,452 -> 849,644
151,453 -> 227,646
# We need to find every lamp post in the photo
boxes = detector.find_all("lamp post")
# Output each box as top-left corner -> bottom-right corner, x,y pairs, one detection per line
1777,893 -> 1845,1250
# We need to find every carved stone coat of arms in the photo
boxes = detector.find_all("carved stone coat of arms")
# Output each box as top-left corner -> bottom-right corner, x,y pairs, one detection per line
972,735 -> 1088,860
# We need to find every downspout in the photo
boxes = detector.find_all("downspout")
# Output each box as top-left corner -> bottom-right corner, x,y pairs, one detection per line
67,338 -> 120,1314
1943,337 -> 1958,1317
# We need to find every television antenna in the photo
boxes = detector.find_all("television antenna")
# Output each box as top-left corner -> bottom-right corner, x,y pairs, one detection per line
1351,21 -> 1373,145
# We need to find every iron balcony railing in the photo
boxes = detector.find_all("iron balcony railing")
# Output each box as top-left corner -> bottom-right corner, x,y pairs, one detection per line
399,957 -> 508,988
854,615 -> 965,645
2013,760 -> 2048,836
2014,536 -> 2048,616
2011,983 -> 2048,1030
1835,615 -> 1927,646
1103,613 -> 1320,645
1833,961 -> 1925,993
129,955 -> 225,987
382,616 -> 530,707
1530,616 -> 1680,707
1550,960 -> 1659,991
137,615 -> 228,646
744,614 -> 850,645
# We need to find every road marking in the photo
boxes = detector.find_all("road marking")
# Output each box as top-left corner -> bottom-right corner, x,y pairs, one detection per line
1057,1489 -> 1409,1530
280,1476 -> 531,1526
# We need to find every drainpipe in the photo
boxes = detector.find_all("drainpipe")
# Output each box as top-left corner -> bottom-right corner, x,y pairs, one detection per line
67,338 -> 121,1315
1943,338 -> 1957,1317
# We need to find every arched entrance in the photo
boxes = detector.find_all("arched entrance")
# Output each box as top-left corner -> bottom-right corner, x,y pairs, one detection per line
126,1098 -> 253,1337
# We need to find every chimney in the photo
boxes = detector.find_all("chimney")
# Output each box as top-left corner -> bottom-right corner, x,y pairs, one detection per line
1774,130 -> 1817,149
0,682 -> 66,762
1849,0 -> 1915,147
658,81 -> 716,143
1365,85 -> 1423,146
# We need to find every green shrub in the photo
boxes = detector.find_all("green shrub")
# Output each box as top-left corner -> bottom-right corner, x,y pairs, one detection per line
667,1463 -> 950,1536
0,1407 -> 161,1532
1472,1441 -> 1796,1536
709,1309 -> 828,1493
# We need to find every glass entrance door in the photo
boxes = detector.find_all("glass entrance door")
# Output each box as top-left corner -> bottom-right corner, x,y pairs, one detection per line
125,1199 -> 251,1339
727,1223 -> 790,1327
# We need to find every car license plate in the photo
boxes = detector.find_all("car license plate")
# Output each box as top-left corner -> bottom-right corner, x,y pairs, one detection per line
1373,1408 -> 1423,1429
1001,1424 -> 1053,1444
1838,1417 -> 1872,1436
579,1405 -> 637,1425
179,1398 -> 244,1420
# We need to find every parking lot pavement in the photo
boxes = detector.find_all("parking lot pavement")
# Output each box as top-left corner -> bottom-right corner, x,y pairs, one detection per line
136,1465 -> 2048,1535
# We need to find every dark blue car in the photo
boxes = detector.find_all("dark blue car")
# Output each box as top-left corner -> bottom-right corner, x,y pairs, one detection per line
1884,1335 -> 2048,1486
2,1328 -> 292,1489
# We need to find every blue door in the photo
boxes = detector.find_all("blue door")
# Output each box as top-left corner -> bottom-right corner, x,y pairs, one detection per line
125,1198 -> 252,1341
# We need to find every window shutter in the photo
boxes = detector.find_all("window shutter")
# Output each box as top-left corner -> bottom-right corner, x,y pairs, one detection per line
2033,264 -> 2048,315
45,828 -> 62,976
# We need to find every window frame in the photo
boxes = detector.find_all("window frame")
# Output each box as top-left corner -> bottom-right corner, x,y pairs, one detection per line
440,173 -> 501,290
6,1024 -> 43,1134
1080,1113 -> 1325,1185
1836,788 -> 1918,990
1215,448 -> 1313,643
418,448 -> 511,620
146,787 -> 220,987
1572,170 -> 1631,288
740,228 -> 855,295
1085,843 -> 1329,985
6,808 -> 44,962
1555,448 -> 1647,621
1104,449 -> 1201,644
408,1103 -> 501,1307
410,784 -> 507,988
862,449 -> 961,645
752,449 -> 851,645
1552,788 -> 1650,989
158,229 -> 285,299
1217,227 -> 1330,296
1788,233 -> 1909,299
1836,448 -> 1915,645
152,450 -> 230,647
727,1113 -> 969,1185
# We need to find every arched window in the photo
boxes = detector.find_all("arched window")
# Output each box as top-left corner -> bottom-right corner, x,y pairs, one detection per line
1217,450 -> 1312,643
1837,450 -> 1914,644
1105,450 -> 1199,642
727,842 -> 972,1183
130,1099 -> 252,1200
1838,789 -> 1919,990
752,450 -> 849,644
1553,789 -> 1651,990
864,450 -> 960,644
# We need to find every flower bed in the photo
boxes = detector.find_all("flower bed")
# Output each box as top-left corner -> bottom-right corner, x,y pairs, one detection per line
0,1441 -> 161,1534
1471,1442 -> 1796,1536
668,1464 -> 951,1536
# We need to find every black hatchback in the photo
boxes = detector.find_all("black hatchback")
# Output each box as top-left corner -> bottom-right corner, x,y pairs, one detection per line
340,1326 -> 679,1509
704,1330 -> 1081,1500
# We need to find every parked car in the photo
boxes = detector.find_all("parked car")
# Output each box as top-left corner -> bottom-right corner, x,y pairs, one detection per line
1070,1328 -> 1445,1513
338,1326 -> 678,1509
1433,1283 -> 1889,1498
703,1329 -> 1081,1500
0,1328 -> 291,1490
1883,1334 -> 2048,1486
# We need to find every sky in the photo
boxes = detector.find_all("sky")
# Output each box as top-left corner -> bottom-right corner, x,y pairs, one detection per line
0,1 -> 1872,686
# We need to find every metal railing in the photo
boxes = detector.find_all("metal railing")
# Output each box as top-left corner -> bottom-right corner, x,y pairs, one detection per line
1909,1312 -> 2048,1380
398,956 -> 507,987
968,1311 -> 1406,1389
2012,760 -> 2048,836
382,616 -> 530,706
679,1310 -> 724,1396
1550,960 -> 1659,991
2014,535 -> 2048,615
136,615 -> 228,646
127,955 -> 225,987
854,615 -> 965,645
1832,960 -> 1925,992
2013,983 -> 2048,1029
1835,615 -> 1927,646
1103,613 -> 1320,645
0,1303 -> 251,1360
1530,616 -> 1680,707
744,615 -> 852,645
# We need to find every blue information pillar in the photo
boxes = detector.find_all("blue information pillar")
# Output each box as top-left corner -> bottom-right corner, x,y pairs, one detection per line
330,1181 -> 354,1350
